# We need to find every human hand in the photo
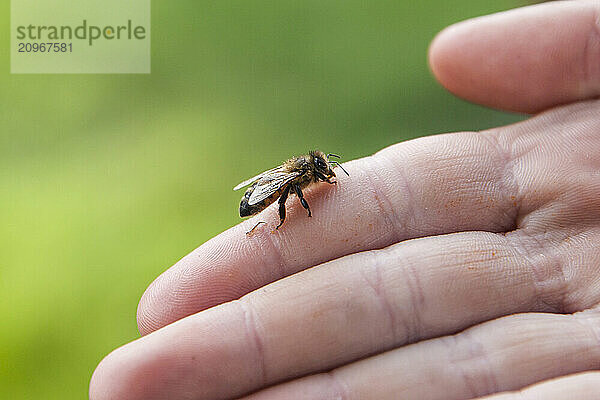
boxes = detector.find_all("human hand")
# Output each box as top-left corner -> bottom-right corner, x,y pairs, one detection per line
90,2 -> 600,399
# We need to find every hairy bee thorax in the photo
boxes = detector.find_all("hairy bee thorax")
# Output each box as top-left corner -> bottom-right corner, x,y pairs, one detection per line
282,155 -> 317,185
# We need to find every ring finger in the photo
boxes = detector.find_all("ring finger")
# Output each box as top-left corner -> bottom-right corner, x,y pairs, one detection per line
243,310 -> 600,400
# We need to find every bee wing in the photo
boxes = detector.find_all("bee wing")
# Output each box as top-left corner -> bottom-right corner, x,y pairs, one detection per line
233,167 -> 281,191
248,170 -> 302,205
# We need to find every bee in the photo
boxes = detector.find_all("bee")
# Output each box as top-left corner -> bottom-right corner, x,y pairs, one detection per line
233,150 -> 349,233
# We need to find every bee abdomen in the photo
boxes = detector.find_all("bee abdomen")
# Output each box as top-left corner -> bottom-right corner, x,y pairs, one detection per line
240,187 -> 255,217
240,197 -> 261,217
239,184 -> 279,217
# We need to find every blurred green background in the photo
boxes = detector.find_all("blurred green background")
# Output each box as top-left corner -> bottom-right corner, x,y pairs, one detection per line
1,1 -> 527,398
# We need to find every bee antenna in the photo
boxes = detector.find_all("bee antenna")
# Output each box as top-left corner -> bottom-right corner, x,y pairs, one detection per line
331,161 -> 349,176
327,153 -> 341,160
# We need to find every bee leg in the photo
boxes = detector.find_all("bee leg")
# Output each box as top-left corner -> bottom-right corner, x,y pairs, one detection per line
246,221 -> 266,235
316,172 -> 336,185
276,185 -> 291,230
293,184 -> 312,217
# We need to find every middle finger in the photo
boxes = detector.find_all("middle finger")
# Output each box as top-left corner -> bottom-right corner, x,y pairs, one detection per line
93,225 -> 600,399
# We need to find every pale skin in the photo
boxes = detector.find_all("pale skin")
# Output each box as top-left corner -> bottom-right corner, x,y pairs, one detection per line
90,1 -> 600,399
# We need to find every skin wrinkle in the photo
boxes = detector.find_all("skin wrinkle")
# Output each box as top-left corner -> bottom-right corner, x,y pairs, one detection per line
358,252 -> 400,346
398,252 -> 426,344
563,229 -> 600,311
485,389 -> 528,400
477,372 -> 600,400
442,330 -> 499,398
325,370 -> 350,400
253,227 -> 288,283
452,133 -> 518,233
581,5 -> 600,96
571,308 -> 600,350
476,129 -> 521,231
361,155 -> 404,244
374,150 -> 418,234
506,230 -> 568,314
511,176 -> 600,313
237,299 -> 268,389
368,249 -> 415,347
558,172 -> 600,228
379,132 -> 519,234
378,142 -> 442,236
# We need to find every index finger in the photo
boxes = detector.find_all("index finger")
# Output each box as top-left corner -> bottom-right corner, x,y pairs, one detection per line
138,97 -> 600,334
138,130 -> 519,334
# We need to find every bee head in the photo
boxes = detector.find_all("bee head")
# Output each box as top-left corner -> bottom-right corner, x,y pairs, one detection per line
311,150 -> 334,177
310,150 -> 349,180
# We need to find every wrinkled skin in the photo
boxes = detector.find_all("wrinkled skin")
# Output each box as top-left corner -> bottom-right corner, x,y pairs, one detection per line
90,1 -> 600,399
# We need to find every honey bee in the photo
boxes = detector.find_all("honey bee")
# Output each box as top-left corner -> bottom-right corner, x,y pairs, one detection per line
234,150 -> 349,233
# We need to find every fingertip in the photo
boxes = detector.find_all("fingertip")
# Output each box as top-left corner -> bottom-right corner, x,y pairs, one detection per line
89,349 -> 120,400
136,225 -> 277,334
427,22 -> 467,98
428,1 -> 600,113
136,278 -> 164,336
136,240 -> 227,335
90,332 -> 190,400
136,258 -> 193,335
136,257 -> 205,335
427,14 -> 520,112
90,345 -> 146,400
